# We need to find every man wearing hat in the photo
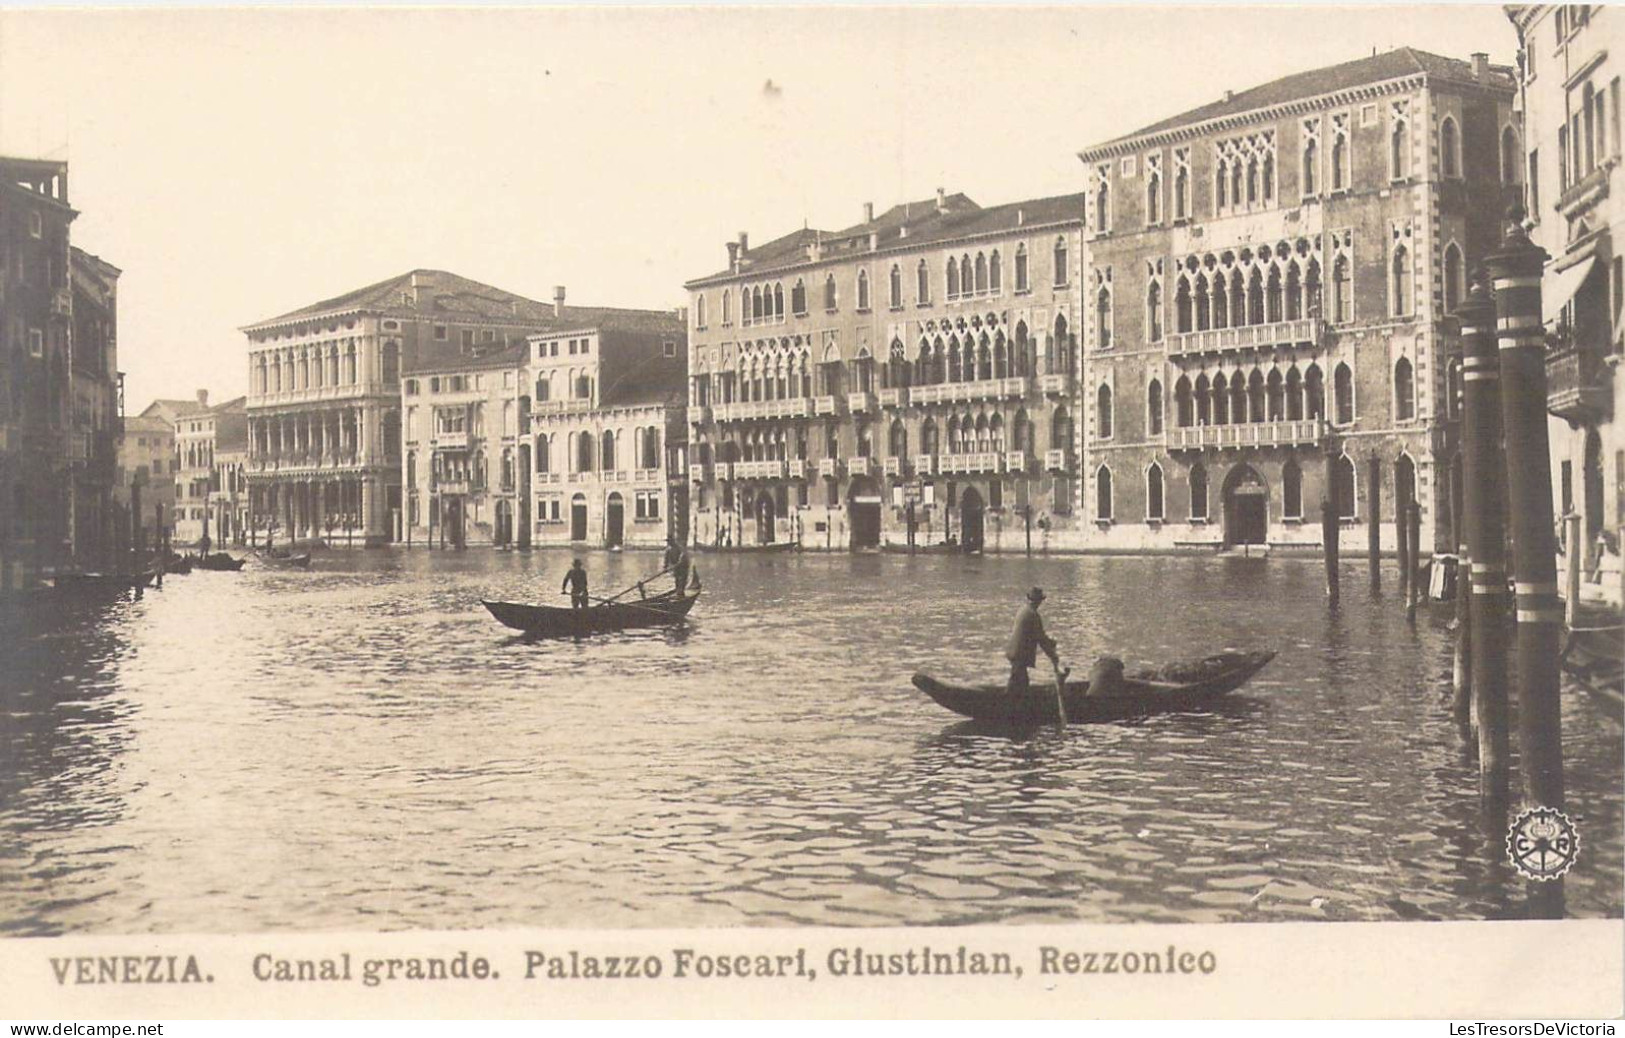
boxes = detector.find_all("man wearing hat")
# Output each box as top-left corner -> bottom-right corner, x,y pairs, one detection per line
1005,587 -> 1060,694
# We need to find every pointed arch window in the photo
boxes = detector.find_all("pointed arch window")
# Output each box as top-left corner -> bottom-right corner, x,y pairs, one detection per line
1247,268 -> 1265,326
1302,137 -> 1318,195
1096,465 -> 1114,521
1195,274 -> 1211,331
856,269 -> 870,311
1146,168 -> 1161,224
1443,242 -> 1464,313
889,265 -> 902,309
1390,110 -> 1410,179
1282,459 -> 1302,519
989,250 -> 1002,293
1096,285 -> 1113,349
1097,383 -> 1114,440
774,283 -> 784,320
1266,267 -> 1283,323
1053,237 -> 1069,287
1190,463 -> 1209,520
917,259 -> 931,303
1175,276 -> 1192,333
1147,378 -> 1164,435
1333,454 -> 1357,520
1147,280 -> 1163,342
1394,356 -> 1415,421
722,289 -> 732,325
946,257 -> 960,299
1305,364 -> 1326,420
973,253 -> 988,294
1332,256 -> 1352,323
823,275 -> 837,311
1216,159 -> 1229,210
1147,462 -> 1165,521
1391,243 -> 1410,317
1500,126 -> 1520,185
1440,117 -> 1460,178
1174,376 -> 1194,428
1174,165 -> 1189,220
1014,244 -> 1029,292
695,293 -> 707,329
1334,362 -> 1355,425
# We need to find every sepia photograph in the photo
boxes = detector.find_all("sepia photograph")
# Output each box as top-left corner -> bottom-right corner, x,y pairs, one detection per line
0,1 -> 1621,1020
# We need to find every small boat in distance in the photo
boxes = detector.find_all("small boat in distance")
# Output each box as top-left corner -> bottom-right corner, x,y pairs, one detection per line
195,552 -> 247,572
483,586 -> 700,637
254,551 -> 312,570
693,540 -> 796,555
912,649 -> 1276,725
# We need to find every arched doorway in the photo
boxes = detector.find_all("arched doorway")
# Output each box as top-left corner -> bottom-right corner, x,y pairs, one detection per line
445,496 -> 465,549
495,499 -> 512,547
570,493 -> 588,542
960,486 -> 986,553
756,490 -> 777,544
1221,464 -> 1268,546
605,492 -> 625,549
846,475 -> 882,550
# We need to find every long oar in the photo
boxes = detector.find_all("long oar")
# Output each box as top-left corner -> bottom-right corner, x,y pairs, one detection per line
601,561 -> 679,605
560,590 -> 688,620
1047,655 -> 1072,728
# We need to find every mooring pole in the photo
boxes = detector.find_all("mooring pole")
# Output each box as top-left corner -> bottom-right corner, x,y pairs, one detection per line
1396,468 -> 1413,603
1488,213 -> 1566,920
1564,512 -> 1582,629
1452,451 -> 1472,734
1406,500 -> 1422,622
154,503 -> 165,588
1457,274 -> 1511,809
130,479 -> 143,577
1368,454 -> 1382,590
1321,496 -> 1340,606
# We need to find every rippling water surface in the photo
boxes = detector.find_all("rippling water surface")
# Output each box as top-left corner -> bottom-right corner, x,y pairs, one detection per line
0,550 -> 1619,934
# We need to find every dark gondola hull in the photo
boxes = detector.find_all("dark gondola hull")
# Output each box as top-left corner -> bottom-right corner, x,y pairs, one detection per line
912,650 -> 1276,725
52,571 -> 157,594
483,589 -> 699,636
195,553 -> 247,571
693,541 -> 796,554
255,553 -> 311,569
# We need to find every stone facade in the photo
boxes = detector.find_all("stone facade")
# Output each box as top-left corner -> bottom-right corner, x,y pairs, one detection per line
684,192 -> 1085,552
170,391 -> 247,546
1076,48 -> 1518,555
1509,4 -> 1623,604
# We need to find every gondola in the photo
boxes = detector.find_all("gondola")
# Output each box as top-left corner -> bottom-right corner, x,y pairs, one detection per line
254,551 -> 311,570
693,540 -> 796,554
195,552 -> 247,572
163,556 -> 194,575
881,542 -> 964,556
912,649 -> 1276,725
52,570 -> 157,594
483,586 -> 700,636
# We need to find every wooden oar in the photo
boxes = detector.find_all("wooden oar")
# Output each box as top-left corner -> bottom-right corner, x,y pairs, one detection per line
600,561 -> 679,605
560,590 -> 689,619
1047,655 -> 1072,728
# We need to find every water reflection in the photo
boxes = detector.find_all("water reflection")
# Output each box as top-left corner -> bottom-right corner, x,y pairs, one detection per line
0,551 -> 1619,934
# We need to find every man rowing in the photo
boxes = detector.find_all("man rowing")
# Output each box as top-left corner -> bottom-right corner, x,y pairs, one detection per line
665,535 -> 691,594
561,558 -> 590,609
1006,586 -> 1062,695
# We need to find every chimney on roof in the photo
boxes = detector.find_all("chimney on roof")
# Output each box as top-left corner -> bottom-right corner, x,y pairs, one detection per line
899,224 -> 909,239
553,285 -> 566,318
737,231 -> 749,256
196,389 -> 209,409
1471,52 -> 1489,82
726,240 -> 740,271
1017,208 -> 1025,226
936,187 -> 947,212
863,202 -> 874,223
1223,89 -> 1234,103
869,232 -> 879,252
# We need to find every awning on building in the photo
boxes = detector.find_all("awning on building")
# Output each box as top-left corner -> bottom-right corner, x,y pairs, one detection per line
1543,255 -> 1598,325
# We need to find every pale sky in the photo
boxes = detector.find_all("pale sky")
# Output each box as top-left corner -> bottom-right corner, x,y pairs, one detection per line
0,4 -> 1517,409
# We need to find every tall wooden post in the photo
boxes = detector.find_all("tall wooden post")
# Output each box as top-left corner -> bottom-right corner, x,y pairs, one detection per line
1564,513 -> 1582,628
154,503 -> 165,588
1457,275 -> 1510,809
1368,454 -> 1382,589
1406,500 -> 1422,621
1488,215 -> 1565,920
129,479 -> 143,576
1322,448 -> 1340,607
1396,469 -> 1413,602
1452,452 -> 1472,733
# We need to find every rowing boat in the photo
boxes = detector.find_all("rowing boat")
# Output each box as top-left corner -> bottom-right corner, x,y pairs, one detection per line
254,552 -> 311,569
195,552 -> 247,572
693,541 -> 796,554
912,649 -> 1276,725
482,587 -> 700,636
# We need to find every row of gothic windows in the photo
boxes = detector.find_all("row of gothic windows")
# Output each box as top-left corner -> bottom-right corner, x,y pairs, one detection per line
530,427 -> 663,475
1094,456 -> 1359,524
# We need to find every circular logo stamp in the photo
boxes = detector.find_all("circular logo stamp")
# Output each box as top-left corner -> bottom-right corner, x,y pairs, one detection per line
1505,806 -> 1580,882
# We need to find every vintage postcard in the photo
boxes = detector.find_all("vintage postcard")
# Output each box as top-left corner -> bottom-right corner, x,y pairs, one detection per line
0,2 -> 1620,1022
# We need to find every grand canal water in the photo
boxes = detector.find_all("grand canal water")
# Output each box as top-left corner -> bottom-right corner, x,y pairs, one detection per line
0,548 -> 1619,934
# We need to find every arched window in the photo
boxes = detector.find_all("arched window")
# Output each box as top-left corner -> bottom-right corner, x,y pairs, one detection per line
1014,244 -> 1029,292
1097,383 -> 1114,440
1501,126 -> 1520,185
790,281 -> 806,316
1190,463 -> 1209,520
946,257 -> 960,298
1334,362 -> 1355,424
1440,117 -> 1460,177
643,428 -> 661,469
1095,178 -> 1110,233
576,431 -> 594,473
1175,276 -> 1192,333
1391,113 -> 1409,178
1216,159 -> 1229,209
1306,364 -> 1326,420
381,341 -> 399,383
1174,376 -> 1194,427
722,289 -> 731,324
973,253 -> 988,294
888,419 -> 908,458
345,343 -> 357,384
945,415 -> 961,455
1391,244 -> 1410,317
989,250 -> 1002,293
1212,373 -> 1229,424
1302,136 -> 1318,195
751,285 -> 763,322
695,294 -> 707,328
921,418 -> 938,455
1332,134 -> 1348,191
1096,466 -> 1113,521
1286,263 -> 1302,320
1282,459 -> 1302,519
1175,165 -> 1189,219
1332,256 -> 1351,323
1053,237 -> 1068,286
1051,405 -> 1073,452
600,430 -> 616,471
1247,156 -> 1260,204
1147,281 -> 1164,342
773,283 -> 784,320
1443,242 -> 1464,313
1266,267 -> 1283,323
889,265 -> 902,308
1446,356 -> 1464,420
535,435 -> 551,474
1194,374 -> 1211,424
1147,378 -> 1164,435
1096,285 -> 1112,348
1247,370 -> 1266,422
1285,367 -> 1304,420
1394,356 -> 1415,421
1247,268 -> 1265,326
1266,368 -> 1284,420
1147,462 -> 1165,521
1333,454 -> 1357,520
1146,169 -> 1161,224
1304,257 -> 1322,319
917,259 -> 931,303
1212,271 -> 1229,329
823,275 -> 837,311
857,270 -> 870,310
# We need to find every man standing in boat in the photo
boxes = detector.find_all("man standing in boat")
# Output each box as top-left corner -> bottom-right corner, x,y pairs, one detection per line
664,536 -> 690,595
562,558 -> 590,609
1006,587 -> 1060,694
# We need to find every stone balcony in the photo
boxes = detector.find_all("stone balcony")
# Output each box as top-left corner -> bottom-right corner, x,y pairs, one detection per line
847,391 -> 876,414
688,404 -> 711,424
250,451 -> 362,473
714,462 -> 733,481
1546,338 -> 1614,425
878,387 -> 909,408
909,376 -> 1031,405
1166,317 -> 1323,359
883,456 -> 906,478
938,451 -> 1003,475
735,460 -> 787,480
817,458 -> 841,478
530,399 -> 591,416
788,459 -> 808,479
1005,450 -> 1033,474
847,456 -> 879,478
431,430 -> 469,449
1038,371 -> 1075,396
712,398 -> 813,422
1044,448 -> 1072,472
813,395 -> 843,416
914,454 -> 938,475
436,480 -> 471,495
689,463 -> 708,483
1169,418 -> 1330,450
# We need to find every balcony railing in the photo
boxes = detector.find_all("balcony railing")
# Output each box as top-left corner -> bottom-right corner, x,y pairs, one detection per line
634,468 -> 662,484
817,458 -> 841,478
431,430 -> 469,449
788,459 -> 808,479
712,398 -> 812,422
914,454 -> 938,476
531,399 -> 591,416
1169,418 -> 1330,450
1546,339 -> 1614,424
847,456 -> 878,478
908,376 -> 1031,405
1039,371 -> 1075,396
883,456 -> 906,478
938,451 -> 1003,475
689,463 -> 708,483
689,404 -> 712,424
1166,317 -> 1323,358
1044,448 -> 1072,472
878,387 -> 908,408
714,462 -> 733,481
813,395 -> 842,416
735,459 -> 787,480
1005,450 -> 1033,474
847,391 -> 876,414
436,480 -> 471,495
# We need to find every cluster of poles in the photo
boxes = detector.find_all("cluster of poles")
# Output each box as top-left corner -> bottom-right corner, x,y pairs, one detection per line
1324,209 -> 1568,918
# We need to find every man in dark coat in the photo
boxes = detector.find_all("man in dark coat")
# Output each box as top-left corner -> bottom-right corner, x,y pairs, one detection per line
562,558 -> 590,609
1005,586 -> 1059,694
664,536 -> 690,593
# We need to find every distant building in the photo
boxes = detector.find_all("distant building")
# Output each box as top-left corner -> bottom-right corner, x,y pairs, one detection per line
115,411 -> 176,542
0,155 -> 122,583
399,290 -> 686,549
169,391 -> 247,545
1505,4 -> 1622,602
1075,47 -> 1517,553
210,401 -> 250,546
684,191 -> 1085,552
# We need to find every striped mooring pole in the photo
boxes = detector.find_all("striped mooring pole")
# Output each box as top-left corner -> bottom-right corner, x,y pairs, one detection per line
1455,273 -> 1509,811
1487,208 -> 1566,920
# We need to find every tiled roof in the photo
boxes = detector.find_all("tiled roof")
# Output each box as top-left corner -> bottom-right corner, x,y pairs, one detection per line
208,395 -> 248,416
687,190 -> 1085,286
121,415 -> 173,435
405,341 -> 529,377
244,269 -> 681,334
1087,47 -> 1517,153
140,398 -> 209,420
